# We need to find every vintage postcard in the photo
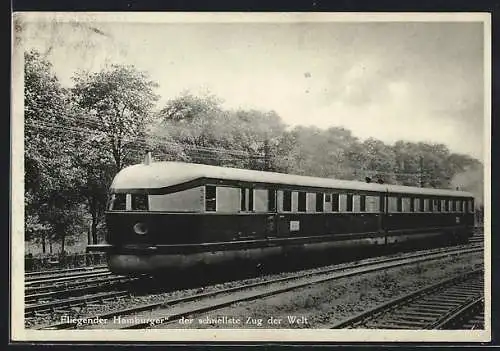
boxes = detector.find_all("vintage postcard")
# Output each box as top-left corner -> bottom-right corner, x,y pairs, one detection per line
11,12 -> 491,342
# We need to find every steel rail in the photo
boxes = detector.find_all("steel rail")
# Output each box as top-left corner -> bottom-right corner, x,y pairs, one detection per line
25,276 -> 139,304
26,271 -> 113,286
330,269 -> 484,329
38,244 -> 482,330
25,265 -> 108,279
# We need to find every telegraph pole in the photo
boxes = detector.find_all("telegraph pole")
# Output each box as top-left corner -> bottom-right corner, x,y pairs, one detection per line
419,155 -> 424,188
263,138 -> 271,171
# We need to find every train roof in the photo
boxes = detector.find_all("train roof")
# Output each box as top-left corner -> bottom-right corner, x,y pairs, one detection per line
110,161 -> 474,198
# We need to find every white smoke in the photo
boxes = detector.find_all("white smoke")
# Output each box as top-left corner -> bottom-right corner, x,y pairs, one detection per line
451,165 -> 484,208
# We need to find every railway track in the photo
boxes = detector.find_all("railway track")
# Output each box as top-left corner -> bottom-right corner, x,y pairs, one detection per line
453,300 -> 484,330
25,265 -> 108,280
469,231 -> 484,244
25,275 -> 140,305
37,243 -> 482,330
331,269 -> 484,330
25,268 -> 111,284
25,290 -> 133,319
25,271 -> 126,304
25,267 -> 142,312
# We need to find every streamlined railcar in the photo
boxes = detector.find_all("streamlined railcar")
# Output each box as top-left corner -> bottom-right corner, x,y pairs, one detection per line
87,161 -> 475,275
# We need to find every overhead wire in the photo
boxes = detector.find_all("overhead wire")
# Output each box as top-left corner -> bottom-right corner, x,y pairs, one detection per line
25,118 -> 437,182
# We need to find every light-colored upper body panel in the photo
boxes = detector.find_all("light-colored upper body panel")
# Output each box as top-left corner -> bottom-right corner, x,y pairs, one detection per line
110,161 -> 474,198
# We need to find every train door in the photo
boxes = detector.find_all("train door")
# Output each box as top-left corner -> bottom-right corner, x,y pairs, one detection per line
275,189 -> 292,237
380,190 -> 388,244
276,215 -> 292,237
266,189 -> 280,238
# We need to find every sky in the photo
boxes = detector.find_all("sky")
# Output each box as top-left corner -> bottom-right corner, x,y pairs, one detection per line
16,13 -> 488,161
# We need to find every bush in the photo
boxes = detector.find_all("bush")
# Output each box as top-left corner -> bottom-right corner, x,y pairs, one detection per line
24,252 -> 107,272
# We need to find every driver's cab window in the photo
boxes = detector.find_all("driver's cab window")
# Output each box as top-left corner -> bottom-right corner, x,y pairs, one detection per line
108,193 -> 126,210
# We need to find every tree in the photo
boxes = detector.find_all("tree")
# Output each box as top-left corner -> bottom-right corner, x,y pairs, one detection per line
72,64 -> 160,171
391,141 -> 424,186
155,92 -> 227,164
73,132 -> 116,244
159,92 -> 222,123
155,92 -> 288,170
281,126 -> 363,179
227,109 -> 287,171
70,65 -> 160,242
24,49 -> 84,253
359,138 -> 398,184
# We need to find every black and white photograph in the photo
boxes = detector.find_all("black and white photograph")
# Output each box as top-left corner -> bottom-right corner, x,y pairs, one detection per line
11,12 -> 490,342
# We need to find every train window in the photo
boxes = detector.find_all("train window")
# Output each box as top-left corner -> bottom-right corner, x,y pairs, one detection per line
353,195 -> 360,212
366,195 -> 379,212
268,189 -> 276,212
149,187 -> 205,212
126,194 -> 132,210
249,189 -> 254,211
239,188 -> 255,211
468,200 -> 474,213
346,194 -> 353,212
298,191 -> 306,212
316,193 -> 324,212
402,197 -> 411,212
132,194 -> 148,211
205,186 -> 217,212
462,200 -> 467,213
432,199 -> 439,212
107,195 -> 114,210
409,198 -> 415,212
413,198 -> 421,212
396,197 -> 402,212
339,194 -> 347,211
423,199 -> 429,212
441,199 -> 447,212
216,187 -> 241,212
306,193 -> 315,212
240,189 -> 246,211
360,195 -> 366,212
325,194 -> 331,202
388,197 -> 398,212
253,189 -> 268,212
455,200 -> 461,212
109,194 -> 126,211
283,190 -> 292,212
449,200 -> 454,212
331,193 -> 339,212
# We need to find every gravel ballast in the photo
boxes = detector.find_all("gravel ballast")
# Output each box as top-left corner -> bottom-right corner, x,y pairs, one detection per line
26,248 -> 483,329
155,252 -> 483,329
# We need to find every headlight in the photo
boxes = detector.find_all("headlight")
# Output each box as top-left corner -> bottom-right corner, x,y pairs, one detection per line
133,222 -> 148,235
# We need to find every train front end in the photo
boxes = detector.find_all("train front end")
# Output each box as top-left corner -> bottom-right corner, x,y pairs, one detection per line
86,159 -> 204,275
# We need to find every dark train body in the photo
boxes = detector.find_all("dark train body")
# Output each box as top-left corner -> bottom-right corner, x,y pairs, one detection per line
87,161 -> 475,275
